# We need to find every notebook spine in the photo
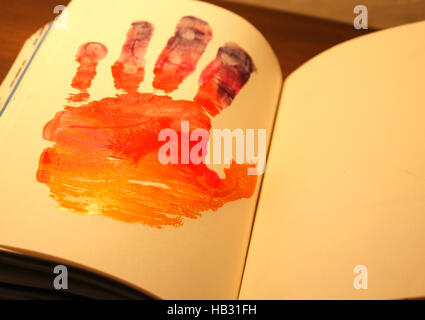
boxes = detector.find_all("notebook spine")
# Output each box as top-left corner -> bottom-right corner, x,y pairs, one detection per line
0,23 -> 52,117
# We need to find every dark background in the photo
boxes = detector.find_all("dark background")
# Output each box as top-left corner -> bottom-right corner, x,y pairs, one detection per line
0,0 -> 373,83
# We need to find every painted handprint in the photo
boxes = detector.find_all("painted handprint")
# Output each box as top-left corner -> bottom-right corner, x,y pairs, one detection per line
36,16 -> 257,228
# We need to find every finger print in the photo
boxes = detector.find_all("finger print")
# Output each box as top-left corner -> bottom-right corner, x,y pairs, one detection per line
194,42 -> 255,116
111,21 -> 154,93
153,16 -> 212,93
69,42 -> 108,102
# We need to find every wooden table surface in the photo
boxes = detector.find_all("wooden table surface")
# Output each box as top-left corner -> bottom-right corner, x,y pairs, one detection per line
0,0 -> 374,82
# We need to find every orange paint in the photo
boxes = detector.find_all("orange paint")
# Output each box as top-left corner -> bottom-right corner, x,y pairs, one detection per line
36,18 -> 257,228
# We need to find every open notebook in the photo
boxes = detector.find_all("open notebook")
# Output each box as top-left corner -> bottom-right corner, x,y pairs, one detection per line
0,0 -> 424,299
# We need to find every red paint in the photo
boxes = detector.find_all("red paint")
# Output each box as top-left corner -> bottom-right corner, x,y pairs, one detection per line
69,42 -> 107,102
111,21 -> 153,93
37,18 -> 257,228
195,42 -> 255,116
153,16 -> 212,93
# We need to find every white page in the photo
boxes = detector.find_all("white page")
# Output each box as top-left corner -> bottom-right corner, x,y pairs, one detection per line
241,20 -> 425,299
0,0 -> 282,299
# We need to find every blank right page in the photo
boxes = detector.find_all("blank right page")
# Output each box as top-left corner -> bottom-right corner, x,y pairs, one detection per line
240,21 -> 425,299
